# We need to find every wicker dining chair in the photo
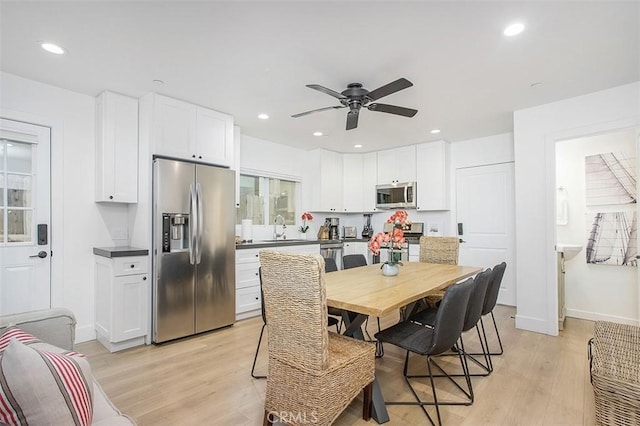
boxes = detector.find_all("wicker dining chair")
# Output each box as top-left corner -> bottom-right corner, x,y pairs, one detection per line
399,236 -> 460,320
259,250 -> 375,426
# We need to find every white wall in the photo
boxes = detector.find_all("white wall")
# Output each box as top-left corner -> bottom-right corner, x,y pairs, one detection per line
556,129 -> 638,324
0,72 -> 129,342
514,81 -> 640,336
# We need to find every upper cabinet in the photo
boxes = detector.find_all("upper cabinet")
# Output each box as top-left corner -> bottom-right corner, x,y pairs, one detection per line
362,152 -> 378,212
377,145 -> 416,184
342,154 -> 364,213
307,149 -> 343,212
416,140 -> 450,211
95,91 -> 139,203
150,94 -> 234,167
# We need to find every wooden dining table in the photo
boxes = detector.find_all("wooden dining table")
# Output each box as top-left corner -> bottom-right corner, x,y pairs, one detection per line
324,261 -> 483,424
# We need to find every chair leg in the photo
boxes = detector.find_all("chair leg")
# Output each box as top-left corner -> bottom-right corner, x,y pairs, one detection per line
251,323 -> 267,379
263,410 -> 273,426
362,381 -> 373,421
490,311 -> 504,355
432,326 -> 492,377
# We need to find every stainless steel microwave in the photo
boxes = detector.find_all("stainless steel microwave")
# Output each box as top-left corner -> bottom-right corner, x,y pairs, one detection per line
375,182 -> 417,209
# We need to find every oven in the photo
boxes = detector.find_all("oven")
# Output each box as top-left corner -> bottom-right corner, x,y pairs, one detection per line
374,222 -> 423,263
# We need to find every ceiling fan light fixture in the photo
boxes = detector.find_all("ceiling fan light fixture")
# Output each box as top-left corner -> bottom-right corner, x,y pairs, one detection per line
503,22 -> 525,37
258,113 -> 269,120
41,42 -> 65,55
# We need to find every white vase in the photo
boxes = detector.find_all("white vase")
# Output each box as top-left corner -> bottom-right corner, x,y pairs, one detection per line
299,232 -> 307,240
382,263 -> 399,277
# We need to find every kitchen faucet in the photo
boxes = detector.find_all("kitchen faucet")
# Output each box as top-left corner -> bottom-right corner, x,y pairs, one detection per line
273,214 -> 287,240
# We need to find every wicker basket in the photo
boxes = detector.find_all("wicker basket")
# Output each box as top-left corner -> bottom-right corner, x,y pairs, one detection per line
590,321 -> 640,425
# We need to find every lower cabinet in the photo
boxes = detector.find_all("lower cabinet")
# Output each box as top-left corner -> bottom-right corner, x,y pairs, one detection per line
409,243 -> 420,262
95,255 -> 149,352
235,243 -> 320,320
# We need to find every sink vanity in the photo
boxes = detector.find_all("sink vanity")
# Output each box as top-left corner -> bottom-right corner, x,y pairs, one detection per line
556,243 -> 583,330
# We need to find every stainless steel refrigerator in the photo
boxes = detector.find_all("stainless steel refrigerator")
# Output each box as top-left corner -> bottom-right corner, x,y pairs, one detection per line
152,158 -> 236,343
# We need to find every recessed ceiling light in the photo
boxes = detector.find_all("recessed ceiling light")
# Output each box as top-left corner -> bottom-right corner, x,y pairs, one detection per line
41,42 -> 65,55
313,131 -> 323,137
503,22 -> 525,37
430,129 -> 441,134
530,81 -> 543,88
354,144 -> 363,148
258,113 -> 269,120
152,79 -> 165,86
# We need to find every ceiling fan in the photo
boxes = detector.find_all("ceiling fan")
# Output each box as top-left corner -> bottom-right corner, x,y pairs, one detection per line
292,77 -> 418,130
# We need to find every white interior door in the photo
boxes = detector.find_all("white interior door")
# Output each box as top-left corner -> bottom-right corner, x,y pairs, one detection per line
456,162 -> 516,306
0,119 -> 51,315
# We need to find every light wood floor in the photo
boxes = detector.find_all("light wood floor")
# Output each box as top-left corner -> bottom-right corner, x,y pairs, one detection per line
77,306 -> 596,425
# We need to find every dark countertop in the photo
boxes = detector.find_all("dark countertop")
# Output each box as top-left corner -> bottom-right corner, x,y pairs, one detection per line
236,239 -> 323,250
235,238 -> 371,249
93,246 -> 149,258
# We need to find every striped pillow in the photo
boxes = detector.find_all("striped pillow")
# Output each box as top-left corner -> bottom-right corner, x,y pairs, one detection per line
0,327 -> 40,354
0,339 -> 94,426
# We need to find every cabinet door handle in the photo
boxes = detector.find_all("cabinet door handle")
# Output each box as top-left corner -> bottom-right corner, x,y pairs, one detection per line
130,264 -> 135,268
143,276 -> 147,280
109,195 -> 114,200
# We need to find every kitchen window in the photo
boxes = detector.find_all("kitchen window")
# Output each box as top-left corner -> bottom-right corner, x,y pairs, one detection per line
237,174 -> 298,225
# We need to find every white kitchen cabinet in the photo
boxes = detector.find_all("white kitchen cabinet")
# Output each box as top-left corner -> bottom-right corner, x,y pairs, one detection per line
95,91 -> 138,203
362,152 -> 378,212
149,94 -> 234,167
416,140 -> 450,210
377,145 -> 416,184
235,243 -> 320,320
94,255 -> 149,352
342,154 -> 364,212
196,106 -> 234,166
308,149 -> 343,212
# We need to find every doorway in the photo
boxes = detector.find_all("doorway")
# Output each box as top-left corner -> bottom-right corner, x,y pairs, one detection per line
456,162 -> 516,306
555,128 -> 638,324
0,118 -> 51,315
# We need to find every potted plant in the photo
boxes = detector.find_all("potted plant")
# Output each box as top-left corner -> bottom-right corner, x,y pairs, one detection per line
299,212 -> 313,239
368,210 -> 408,276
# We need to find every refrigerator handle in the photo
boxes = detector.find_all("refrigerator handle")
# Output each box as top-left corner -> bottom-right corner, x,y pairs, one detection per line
196,182 -> 204,264
189,183 -> 197,265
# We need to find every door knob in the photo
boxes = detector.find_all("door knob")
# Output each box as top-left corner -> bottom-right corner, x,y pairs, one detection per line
29,251 -> 48,259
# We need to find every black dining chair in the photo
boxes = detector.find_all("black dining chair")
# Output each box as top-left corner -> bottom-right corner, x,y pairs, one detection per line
468,262 -> 507,371
343,254 -> 367,269
409,268 -> 493,400
375,278 -> 474,425
251,267 -> 267,379
323,258 -> 341,331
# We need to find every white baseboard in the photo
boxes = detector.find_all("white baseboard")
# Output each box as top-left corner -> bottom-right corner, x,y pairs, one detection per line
566,308 -> 639,326
515,314 -> 551,335
75,324 -> 96,344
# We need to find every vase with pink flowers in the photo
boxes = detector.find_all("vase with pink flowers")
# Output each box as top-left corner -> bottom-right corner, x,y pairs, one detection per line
368,210 -> 408,276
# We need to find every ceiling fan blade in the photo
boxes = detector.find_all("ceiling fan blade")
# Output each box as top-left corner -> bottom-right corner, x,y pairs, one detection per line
367,103 -> 418,117
346,110 -> 359,130
291,105 -> 345,118
306,84 -> 346,100
366,78 -> 413,101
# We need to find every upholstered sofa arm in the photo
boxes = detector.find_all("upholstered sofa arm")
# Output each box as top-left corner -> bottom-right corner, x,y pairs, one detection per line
0,308 -> 76,351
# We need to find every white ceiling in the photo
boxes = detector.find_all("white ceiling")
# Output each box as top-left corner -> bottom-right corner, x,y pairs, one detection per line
1,1 -> 638,153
